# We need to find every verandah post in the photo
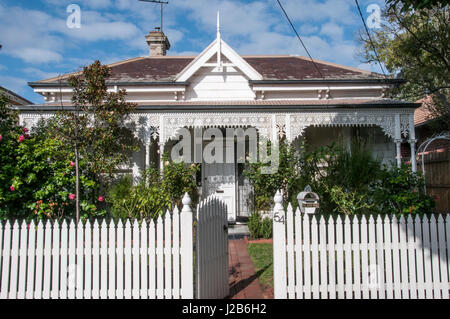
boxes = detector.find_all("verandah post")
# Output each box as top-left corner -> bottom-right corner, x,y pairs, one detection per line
180,193 -> 194,299
273,190 -> 287,299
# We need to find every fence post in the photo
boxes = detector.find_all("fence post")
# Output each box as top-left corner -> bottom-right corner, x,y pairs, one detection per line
181,193 -> 194,299
273,190 -> 287,299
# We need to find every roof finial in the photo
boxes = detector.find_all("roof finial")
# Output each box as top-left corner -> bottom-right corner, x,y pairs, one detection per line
217,11 -> 221,39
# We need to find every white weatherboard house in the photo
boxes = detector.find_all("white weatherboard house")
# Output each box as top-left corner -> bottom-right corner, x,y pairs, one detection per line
17,17 -> 419,223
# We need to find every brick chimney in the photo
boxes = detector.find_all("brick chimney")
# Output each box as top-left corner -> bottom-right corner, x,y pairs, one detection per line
145,28 -> 170,56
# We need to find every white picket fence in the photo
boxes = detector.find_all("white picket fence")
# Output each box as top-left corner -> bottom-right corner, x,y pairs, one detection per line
272,191 -> 450,299
0,194 -> 194,299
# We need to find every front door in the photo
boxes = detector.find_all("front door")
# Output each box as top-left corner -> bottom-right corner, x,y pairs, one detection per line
202,137 -> 237,223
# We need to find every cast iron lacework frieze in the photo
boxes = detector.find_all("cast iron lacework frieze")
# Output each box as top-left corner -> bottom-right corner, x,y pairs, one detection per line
19,109 -> 414,145
288,111 -> 408,142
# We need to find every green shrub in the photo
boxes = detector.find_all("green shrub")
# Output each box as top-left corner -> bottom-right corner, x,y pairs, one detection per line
0,95 -> 100,221
260,217 -> 273,239
372,163 -> 435,215
328,185 -> 374,215
244,139 -> 305,211
107,156 -> 199,221
248,212 -> 272,239
243,134 -> 435,216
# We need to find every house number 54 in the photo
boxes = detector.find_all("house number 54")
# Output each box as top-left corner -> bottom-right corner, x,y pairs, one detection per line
273,212 -> 285,224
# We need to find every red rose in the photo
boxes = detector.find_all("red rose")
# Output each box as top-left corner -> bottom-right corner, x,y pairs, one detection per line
18,135 -> 25,142
69,193 -> 76,200
10,186 -> 15,191
98,196 -> 104,202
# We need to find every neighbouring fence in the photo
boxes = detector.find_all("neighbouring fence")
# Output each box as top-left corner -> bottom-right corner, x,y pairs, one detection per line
272,192 -> 450,299
0,194 -> 194,299
418,149 -> 450,213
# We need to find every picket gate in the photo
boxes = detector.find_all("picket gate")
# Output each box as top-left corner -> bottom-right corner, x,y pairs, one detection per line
0,193 -> 195,299
196,195 -> 229,299
272,191 -> 450,299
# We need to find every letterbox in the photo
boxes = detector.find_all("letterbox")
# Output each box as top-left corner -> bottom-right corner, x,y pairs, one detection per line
297,185 -> 320,214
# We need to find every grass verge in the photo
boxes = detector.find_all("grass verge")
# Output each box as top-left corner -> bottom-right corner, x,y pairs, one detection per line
247,243 -> 273,291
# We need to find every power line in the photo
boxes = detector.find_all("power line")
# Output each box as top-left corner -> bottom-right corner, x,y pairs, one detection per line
275,0 -> 325,80
354,0 -> 388,77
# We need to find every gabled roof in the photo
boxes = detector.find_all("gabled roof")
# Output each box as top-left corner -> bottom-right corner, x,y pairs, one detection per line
175,38 -> 263,82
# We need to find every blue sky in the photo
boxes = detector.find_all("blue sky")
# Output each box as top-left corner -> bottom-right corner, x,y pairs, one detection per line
0,0 -> 385,104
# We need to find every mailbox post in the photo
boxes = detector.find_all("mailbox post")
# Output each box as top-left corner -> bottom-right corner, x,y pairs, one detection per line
297,185 -> 320,214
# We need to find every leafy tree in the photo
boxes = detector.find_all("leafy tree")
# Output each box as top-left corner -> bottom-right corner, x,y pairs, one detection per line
387,0 -> 448,11
52,61 -> 139,221
360,3 -> 449,131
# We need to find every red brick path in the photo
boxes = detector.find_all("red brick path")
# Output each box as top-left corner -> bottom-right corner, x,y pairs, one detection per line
228,240 -> 264,299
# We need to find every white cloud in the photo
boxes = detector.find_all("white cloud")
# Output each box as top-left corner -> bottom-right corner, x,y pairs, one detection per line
44,0 -> 113,9
320,23 -> 344,40
173,0 -> 275,37
11,48 -> 63,64
284,0 -> 359,25
300,25 -> 320,35
22,67 -> 59,80
0,4 -> 64,63
0,75 -> 29,95
357,62 -> 382,73
62,21 -> 140,41
0,3 -> 143,64
80,0 -> 113,9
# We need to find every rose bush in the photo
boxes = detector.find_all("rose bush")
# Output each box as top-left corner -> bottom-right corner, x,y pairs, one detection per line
0,94 -> 102,221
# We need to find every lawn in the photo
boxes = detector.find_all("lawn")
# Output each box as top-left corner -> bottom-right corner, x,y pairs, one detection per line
247,243 -> 273,291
